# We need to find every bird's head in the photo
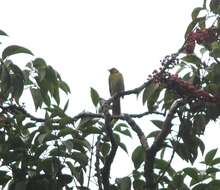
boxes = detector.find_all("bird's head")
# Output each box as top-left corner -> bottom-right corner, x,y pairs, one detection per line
108,67 -> 119,74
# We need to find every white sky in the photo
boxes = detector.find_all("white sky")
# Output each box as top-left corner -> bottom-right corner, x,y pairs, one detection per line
1,0 -> 220,187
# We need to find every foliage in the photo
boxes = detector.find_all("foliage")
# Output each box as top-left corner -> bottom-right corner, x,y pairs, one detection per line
1,0 -> 220,190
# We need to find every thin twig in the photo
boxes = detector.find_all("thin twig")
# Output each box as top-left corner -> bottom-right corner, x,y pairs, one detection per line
128,111 -> 165,118
95,136 -> 103,190
87,135 -> 95,188
155,148 -> 175,184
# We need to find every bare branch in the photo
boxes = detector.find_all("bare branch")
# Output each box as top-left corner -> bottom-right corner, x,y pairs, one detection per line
123,114 -> 149,149
127,111 -> 165,118
106,80 -> 152,106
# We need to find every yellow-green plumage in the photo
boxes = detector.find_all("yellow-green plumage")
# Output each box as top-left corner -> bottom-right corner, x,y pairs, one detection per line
108,68 -> 124,115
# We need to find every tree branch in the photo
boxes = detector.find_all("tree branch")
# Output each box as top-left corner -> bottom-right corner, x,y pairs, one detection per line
106,80 -> 152,107
87,135 -> 95,189
101,112 -> 118,190
128,111 -> 165,118
122,114 -> 149,149
0,104 -> 164,126
151,99 -> 184,153
145,98 -> 184,190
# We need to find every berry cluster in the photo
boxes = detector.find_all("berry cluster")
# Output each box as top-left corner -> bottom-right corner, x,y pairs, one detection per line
166,74 -> 219,103
160,54 -> 179,69
147,54 -> 179,81
185,27 -> 219,54
149,68 -> 220,103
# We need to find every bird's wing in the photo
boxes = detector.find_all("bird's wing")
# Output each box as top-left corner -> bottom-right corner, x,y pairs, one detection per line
109,74 -> 113,96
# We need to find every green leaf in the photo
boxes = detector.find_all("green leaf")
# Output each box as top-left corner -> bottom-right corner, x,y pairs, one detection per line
147,84 -> 163,111
163,89 -> 178,111
72,138 -> 91,151
100,143 -> 110,157
114,123 -> 132,138
30,88 -> 43,110
210,0 -> 220,14
59,80 -> 71,94
154,159 -> 175,177
58,127 -> 79,138
132,146 -> 145,169
206,167 -> 220,174
63,99 -> 69,112
147,130 -> 160,138
77,118 -> 98,130
2,45 -> 34,60
37,133 -> 48,144
142,81 -> 153,105
9,64 -> 24,100
33,58 -> 47,69
192,7 -> 204,20
183,167 -> 198,180
0,64 -> 10,98
53,85 -> 60,105
192,183 -> 207,190
172,141 -> 191,162
151,120 -> 163,129
32,58 -> 47,82
116,177 -> 131,190
90,87 -> 100,107
196,137 -> 205,155
58,174 -> 72,187
43,66 -> 59,101
205,148 -> 218,165
193,114 -> 207,136
81,126 -> 102,137
133,179 -> 145,190
182,55 -> 202,68
210,42 -> 220,58
184,17 -> 205,39
39,84 -> 51,107
171,174 -> 186,189
0,30 -> 8,36
71,152 -> 88,166
63,140 -> 74,152
119,142 -> 128,154
0,170 -> 10,184
208,180 -> 220,189
211,157 -> 220,165
142,81 -> 160,105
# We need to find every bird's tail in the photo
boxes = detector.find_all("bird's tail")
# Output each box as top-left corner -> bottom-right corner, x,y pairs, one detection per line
112,97 -> 121,115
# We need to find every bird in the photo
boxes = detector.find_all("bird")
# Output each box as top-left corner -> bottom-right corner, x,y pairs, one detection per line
108,67 -> 124,115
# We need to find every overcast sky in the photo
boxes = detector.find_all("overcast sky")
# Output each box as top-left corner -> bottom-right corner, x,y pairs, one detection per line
1,0 -> 219,183
0,0 -> 203,114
